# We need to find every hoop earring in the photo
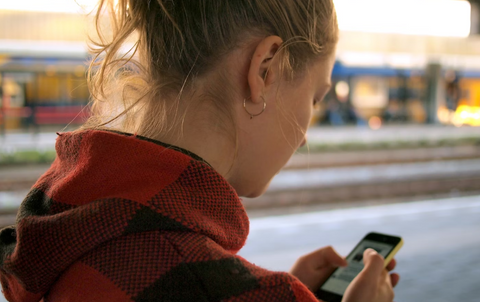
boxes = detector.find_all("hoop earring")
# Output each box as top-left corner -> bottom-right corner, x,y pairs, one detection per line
243,96 -> 267,119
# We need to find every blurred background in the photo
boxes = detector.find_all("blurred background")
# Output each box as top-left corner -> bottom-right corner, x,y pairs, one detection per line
0,0 -> 479,301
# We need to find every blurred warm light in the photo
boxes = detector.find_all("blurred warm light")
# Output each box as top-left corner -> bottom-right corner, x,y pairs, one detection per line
368,116 -> 382,130
453,105 -> 480,127
74,65 -> 86,77
45,65 -> 57,77
0,0 -> 98,13
334,0 -> 471,37
437,106 -> 452,124
335,81 -> 350,101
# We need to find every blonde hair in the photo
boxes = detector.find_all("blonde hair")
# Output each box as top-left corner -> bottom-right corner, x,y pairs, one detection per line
83,0 -> 338,139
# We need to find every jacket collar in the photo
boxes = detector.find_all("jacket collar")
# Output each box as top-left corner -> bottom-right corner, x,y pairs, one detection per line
1,130 -> 249,297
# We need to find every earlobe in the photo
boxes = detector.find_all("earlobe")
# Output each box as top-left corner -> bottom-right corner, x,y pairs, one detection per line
247,36 -> 283,104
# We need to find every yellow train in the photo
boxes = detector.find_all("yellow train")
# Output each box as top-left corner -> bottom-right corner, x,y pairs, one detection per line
311,65 -> 480,128
1,45 -> 479,130
454,78 -> 480,126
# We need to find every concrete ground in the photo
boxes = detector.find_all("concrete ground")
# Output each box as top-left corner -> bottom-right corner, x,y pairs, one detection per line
306,124 -> 480,145
241,195 -> 480,302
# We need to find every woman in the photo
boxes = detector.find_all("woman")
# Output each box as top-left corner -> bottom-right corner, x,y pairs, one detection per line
0,0 -> 399,301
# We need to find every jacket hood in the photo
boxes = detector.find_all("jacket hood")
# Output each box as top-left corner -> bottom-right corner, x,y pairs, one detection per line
0,130 -> 249,302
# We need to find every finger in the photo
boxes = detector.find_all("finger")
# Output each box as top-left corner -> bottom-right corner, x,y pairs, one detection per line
318,246 -> 348,268
302,246 -> 348,269
386,258 -> 397,271
390,273 -> 400,287
323,246 -> 348,267
361,249 -> 385,278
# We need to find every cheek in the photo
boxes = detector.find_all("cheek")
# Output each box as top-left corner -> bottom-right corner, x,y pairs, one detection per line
293,97 -> 314,135
289,100 -> 314,149
276,94 -> 313,147
286,86 -> 314,126
299,104 -> 313,129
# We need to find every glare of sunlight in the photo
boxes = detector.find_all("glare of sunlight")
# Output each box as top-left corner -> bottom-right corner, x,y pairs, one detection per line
453,105 -> 480,127
0,0 -> 472,38
334,0 -> 471,37
0,0 -> 102,13
368,116 -> 382,130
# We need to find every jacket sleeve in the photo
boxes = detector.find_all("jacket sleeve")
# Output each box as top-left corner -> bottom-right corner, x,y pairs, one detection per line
223,278 -> 319,302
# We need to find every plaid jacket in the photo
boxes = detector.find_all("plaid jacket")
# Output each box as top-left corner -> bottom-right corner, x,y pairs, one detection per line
0,130 -> 318,302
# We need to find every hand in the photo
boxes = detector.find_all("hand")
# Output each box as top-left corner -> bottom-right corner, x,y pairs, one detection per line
290,246 -> 348,291
343,249 -> 400,302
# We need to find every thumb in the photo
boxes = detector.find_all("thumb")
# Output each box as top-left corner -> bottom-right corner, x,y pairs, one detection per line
361,249 -> 385,278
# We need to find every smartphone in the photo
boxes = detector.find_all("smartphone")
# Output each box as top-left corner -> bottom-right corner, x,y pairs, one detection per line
316,232 -> 403,302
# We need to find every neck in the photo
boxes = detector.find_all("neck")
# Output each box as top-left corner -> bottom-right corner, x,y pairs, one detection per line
147,96 -> 238,183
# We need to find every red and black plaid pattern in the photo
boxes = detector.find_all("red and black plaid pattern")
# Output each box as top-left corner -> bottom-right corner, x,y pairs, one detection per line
0,130 -> 317,301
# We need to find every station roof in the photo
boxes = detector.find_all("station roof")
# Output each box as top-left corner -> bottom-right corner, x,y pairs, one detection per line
0,1 -> 479,71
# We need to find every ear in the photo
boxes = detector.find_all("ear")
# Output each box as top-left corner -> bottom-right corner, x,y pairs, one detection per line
247,36 -> 283,104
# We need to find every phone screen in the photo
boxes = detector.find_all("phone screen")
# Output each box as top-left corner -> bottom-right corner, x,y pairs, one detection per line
319,239 -> 396,296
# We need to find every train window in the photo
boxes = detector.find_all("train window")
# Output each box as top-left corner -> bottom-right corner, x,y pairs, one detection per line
66,74 -> 88,103
37,74 -> 61,102
351,76 -> 389,109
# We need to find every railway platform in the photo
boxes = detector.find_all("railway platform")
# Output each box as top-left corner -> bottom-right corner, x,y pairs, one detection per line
1,124 -> 479,153
1,124 -> 480,213
306,124 -> 479,145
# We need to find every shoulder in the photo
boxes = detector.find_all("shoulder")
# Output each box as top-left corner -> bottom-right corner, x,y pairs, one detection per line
48,231 -> 316,302
165,232 -> 317,301
217,256 -> 318,302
